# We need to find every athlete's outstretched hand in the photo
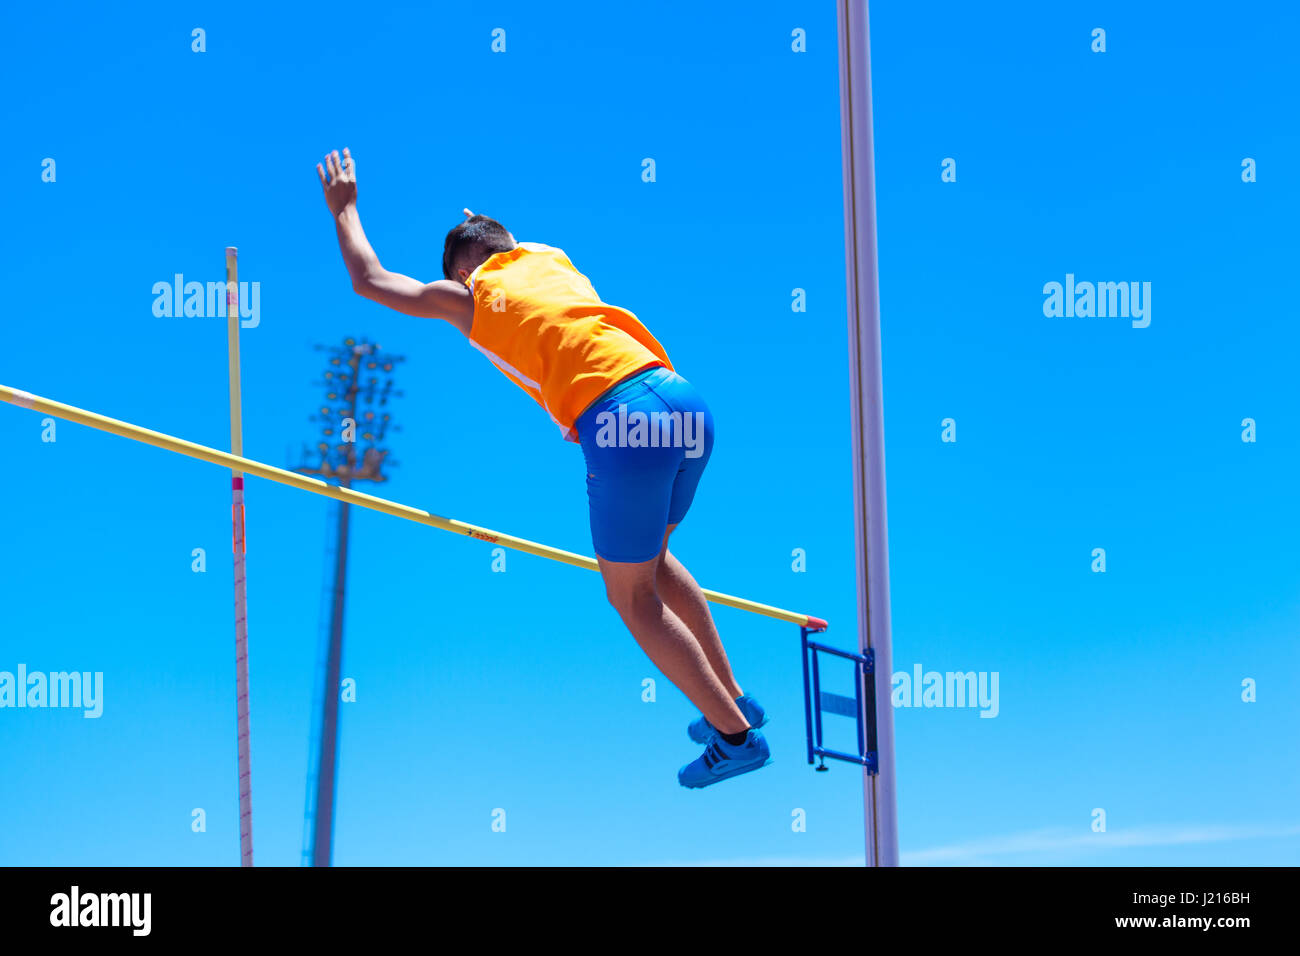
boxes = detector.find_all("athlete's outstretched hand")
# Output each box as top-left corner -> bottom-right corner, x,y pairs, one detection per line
318,148 -> 357,216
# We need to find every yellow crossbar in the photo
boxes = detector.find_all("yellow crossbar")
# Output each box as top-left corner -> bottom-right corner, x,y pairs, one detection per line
0,384 -> 827,630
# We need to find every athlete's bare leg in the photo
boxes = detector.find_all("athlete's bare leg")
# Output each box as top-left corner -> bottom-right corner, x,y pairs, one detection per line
654,525 -> 744,700
597,527 -> 748,734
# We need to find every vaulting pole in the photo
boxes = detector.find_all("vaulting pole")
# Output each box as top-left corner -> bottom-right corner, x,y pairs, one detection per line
226,247 -> 255,867
0,385 -> 827,632
837,0 -> 900,866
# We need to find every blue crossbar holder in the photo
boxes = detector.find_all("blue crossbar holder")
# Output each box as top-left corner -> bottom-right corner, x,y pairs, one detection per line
800,625 -> 878,774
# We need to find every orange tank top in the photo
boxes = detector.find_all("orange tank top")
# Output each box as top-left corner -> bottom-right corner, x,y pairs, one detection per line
465,243 -> 673,442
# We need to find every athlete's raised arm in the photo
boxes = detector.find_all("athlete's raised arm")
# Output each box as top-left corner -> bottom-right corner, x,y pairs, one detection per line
317,148 -> 474,336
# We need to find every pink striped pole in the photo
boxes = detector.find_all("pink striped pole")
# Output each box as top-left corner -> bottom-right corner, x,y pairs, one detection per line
226,246 -> 254,866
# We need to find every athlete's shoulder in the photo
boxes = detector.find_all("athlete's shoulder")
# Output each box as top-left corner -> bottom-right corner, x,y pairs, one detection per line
513,242 -> 582,273
515,241 -> 572,262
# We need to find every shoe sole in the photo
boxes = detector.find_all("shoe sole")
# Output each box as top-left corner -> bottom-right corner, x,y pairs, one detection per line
679,755 -> 774,789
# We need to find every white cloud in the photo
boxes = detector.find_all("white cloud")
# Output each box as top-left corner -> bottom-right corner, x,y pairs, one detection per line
635,854 -> 864,867
639,822 -> 1300,867
904,822 -> 1300,866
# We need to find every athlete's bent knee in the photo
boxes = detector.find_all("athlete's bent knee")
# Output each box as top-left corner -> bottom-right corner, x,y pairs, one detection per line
605,579 -> 659,619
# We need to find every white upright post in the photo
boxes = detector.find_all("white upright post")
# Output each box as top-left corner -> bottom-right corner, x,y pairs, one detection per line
836,0 -> 899,867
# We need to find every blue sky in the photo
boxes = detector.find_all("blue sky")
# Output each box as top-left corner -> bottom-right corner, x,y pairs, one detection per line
1,1 -> 1296,866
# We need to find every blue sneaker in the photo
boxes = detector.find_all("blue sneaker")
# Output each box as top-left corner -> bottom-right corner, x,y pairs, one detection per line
678,730 -> 773,789
687,695 -> 768,744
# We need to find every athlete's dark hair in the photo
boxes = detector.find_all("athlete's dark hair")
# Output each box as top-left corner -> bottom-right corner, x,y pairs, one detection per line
442,215 -> 515,280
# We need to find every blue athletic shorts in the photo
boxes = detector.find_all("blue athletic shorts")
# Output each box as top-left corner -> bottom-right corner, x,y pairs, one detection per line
574,365 -> 715,563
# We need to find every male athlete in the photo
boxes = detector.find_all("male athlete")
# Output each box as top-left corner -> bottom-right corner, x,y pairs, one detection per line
318,148 -> 770,787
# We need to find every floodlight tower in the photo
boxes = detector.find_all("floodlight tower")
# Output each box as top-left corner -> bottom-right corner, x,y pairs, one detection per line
296,337 -> 404,867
